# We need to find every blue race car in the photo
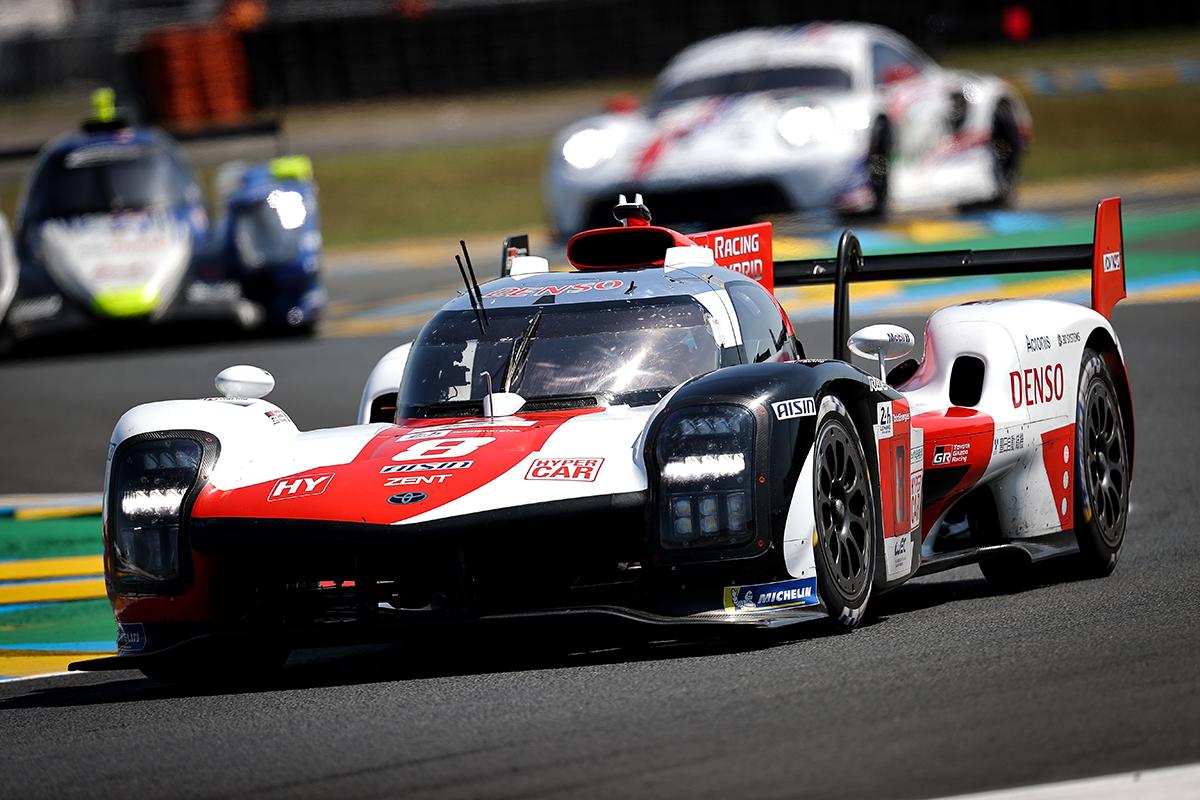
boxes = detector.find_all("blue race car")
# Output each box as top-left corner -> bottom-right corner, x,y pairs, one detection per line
1,91 -> 325,344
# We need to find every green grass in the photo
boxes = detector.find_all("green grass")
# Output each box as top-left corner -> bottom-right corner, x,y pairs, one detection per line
1,28 -> 1197,245
313,138 -> 551,248
306,85 -> 1200,245
938,28 -> 1200,72
1023,85 -> 1200,180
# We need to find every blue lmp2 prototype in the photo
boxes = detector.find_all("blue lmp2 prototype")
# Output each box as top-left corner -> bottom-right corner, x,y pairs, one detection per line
1,93 -> 325,343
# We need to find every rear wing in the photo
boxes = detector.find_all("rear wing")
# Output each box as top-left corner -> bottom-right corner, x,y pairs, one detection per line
775,197 -> 1126,360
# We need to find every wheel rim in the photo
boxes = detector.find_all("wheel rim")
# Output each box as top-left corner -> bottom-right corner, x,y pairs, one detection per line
1083,379 -> 1128,547
815,421 -> 872,596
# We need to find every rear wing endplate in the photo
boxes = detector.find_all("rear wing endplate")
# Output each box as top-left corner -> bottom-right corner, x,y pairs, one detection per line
773,197 -> 1126,360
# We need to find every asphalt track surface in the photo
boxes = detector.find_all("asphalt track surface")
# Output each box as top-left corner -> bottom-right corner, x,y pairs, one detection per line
1,205 -> 1198,798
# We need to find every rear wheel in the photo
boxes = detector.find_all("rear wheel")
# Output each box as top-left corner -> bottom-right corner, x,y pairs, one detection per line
812,400 -> 876,630
1074,348 -> 1130,575
961,101 -> 1021,211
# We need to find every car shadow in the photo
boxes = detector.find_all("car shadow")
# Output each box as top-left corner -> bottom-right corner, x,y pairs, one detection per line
0,565 -> 1098,709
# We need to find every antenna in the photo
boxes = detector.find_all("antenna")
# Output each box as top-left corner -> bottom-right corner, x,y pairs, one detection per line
455,254 -> 487,336
460,240 -> 488,326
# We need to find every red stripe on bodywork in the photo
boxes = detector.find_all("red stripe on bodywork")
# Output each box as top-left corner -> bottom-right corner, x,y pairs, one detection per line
915,407 -> 995,531
191,408 -> 602,526
633,98 -> 724,180
875,399 -> 912,539
1040,423 -> 1075,531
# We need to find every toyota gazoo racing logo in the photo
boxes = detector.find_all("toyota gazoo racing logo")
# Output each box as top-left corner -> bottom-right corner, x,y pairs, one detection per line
387,491 -> 428,505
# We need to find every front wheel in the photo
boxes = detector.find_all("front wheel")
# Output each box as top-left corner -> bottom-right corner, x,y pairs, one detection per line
1073,348 -> 1131,575
812,399 -> 877,630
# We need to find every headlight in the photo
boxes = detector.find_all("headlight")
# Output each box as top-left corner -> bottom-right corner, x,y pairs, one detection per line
562,128 -> 618,170
109,436 -> 204,586
776,105 -> 836,147
655,404 -> 755,550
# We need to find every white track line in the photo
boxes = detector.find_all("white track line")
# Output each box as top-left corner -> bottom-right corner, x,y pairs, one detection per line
931,763 -> 1200,799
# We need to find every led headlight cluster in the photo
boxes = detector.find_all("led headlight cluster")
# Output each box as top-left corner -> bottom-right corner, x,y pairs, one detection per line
656,404 -> 755,550
109,437 -> 204,586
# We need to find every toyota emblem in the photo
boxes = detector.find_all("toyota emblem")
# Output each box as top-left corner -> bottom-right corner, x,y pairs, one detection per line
388,491 -> 428,505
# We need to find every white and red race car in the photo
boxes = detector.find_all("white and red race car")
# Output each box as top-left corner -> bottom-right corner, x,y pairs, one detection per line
546,22 -> 1030,234
77,195 -> 1131,684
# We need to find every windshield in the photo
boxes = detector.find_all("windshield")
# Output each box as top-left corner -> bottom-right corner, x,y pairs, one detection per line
655,65 -> 853,107
398,296 -> 721,415
24,143 -> 192,222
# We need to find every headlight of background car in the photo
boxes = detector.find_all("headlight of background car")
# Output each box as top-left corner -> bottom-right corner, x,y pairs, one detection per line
233,190 -> 306,269
109,437 -> 204,585
776,105 -> 837,147
656,404 -> 755,550
562,128 -> 619,170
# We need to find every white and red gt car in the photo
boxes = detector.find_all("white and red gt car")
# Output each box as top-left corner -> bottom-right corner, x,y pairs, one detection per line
77,195 -> 1131,684
546,22 -> 1031,234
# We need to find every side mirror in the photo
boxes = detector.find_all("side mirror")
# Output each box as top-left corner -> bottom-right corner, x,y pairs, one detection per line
215,364 -> 275,399
848,324 -> 915,380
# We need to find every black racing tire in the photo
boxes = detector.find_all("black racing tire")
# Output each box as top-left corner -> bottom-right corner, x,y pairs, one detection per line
960,100 -> 1021,211
841,120 -> 890,221
811,398 -> 877,631
139,640 -> 290,687
1073,348 -> 1130,576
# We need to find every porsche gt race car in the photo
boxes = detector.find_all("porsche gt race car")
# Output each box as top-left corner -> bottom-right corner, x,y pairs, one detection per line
75,195 -> 1132,684
546,22 -> 1031,235
1,92 -> 325,344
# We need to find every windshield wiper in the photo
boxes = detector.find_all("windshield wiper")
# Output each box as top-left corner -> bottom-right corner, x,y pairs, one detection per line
504,309 -> 542,393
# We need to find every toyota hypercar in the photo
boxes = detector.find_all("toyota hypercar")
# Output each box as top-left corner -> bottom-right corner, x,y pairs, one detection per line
76,195 -> 1132,684
547,22 -> 1030,234
1,92 -> 325,344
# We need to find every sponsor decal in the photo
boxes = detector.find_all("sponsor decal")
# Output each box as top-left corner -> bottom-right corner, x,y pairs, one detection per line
116,622 -> 147,653
268,473 -> 334,501
385,474 -> 452,486
909,427 -> 924,533
395,429 -> 451,441
264,409 -> 291,426
524,457 -> 604,482
380,461 -> 473,473
994,432 -> 1026,454
884,533 -> 913,580
868,376 -> 888,392
894,412 -> 910,424
931,443 -> 970,467
772,396 -> 816,421
1010,363 -> 1065,408
391,437 -> 494,461
1057,331 -> 1081,347
1103,252 -> 1122,273
709,232 -> 764,281
723,577 -> 819,612
387,491 -> 427,505
484,280 -> 623,298
1025,334 -> 1052,352
875,401 -> 894,439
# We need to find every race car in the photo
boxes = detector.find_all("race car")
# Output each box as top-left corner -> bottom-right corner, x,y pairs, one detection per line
1,90 -> 325,344
75,194 -> 1132,684
546,22 -> 1031,235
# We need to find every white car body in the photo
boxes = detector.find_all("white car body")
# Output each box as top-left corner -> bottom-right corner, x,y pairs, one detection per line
546,22 -> 1031,234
